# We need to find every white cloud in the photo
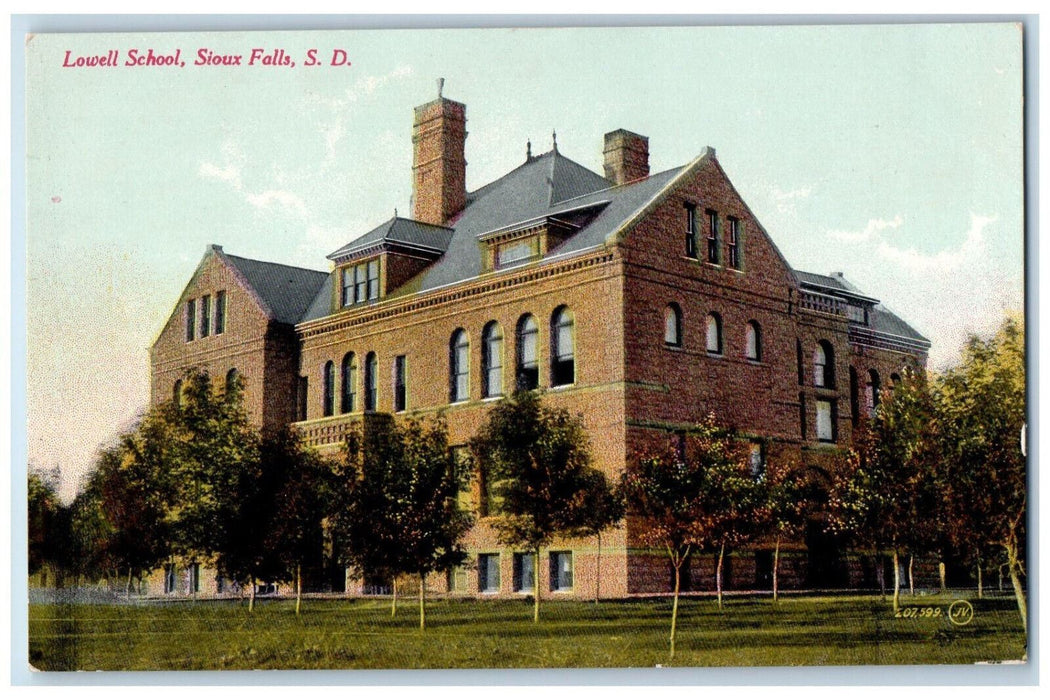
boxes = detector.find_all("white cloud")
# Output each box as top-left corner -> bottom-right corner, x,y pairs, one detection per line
246,189 -> 309,218
875,214 -> 994,273
198,161 -> 242,189
771,185 -> 813,214
827,214 -> 904,243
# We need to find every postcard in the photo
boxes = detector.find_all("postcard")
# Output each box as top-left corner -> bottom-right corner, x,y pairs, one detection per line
22,22 -> 1027,674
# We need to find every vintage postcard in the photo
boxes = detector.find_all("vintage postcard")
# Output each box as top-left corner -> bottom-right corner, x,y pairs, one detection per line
23,22 -> 1027,675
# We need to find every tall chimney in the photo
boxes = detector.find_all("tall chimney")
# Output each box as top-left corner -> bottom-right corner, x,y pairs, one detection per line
603,129 -> 649,185
412,81 -> 467,225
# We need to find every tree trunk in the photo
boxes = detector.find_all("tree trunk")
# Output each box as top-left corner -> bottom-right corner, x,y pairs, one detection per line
976,560 -> 983,599
391,577 -> 398,617
126,567 -> 133,600
1005,540 -> 1027,634
892,549 -> 901,613
295,564 -> 302,618
938,560 -> 946,594
670,560 -> 681,660
907,554 -> 914,596
875,552 -> 886,600
249,577 -> 256,613
716,541 -> 726,611
595,532 -> 602,604
533,546 -> 541,624
772,537 -> 781,604
419,571 -> 426,630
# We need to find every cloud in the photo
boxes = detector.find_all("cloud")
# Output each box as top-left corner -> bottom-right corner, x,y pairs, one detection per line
771,185 -> 813,214
827,214 -> 904,243
875,214 -> 994,273
246,189 -> 309,218
198,161 -> 242,189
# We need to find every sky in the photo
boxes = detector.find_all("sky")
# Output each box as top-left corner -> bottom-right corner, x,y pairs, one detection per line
23,24 -> 1024,501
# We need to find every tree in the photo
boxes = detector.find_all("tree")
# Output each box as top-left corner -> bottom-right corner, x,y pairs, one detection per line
28,468 -> 64,580
562,469 -> 624,603
760,459 -> 808,604
619,415 -> 755,659
938,316 -> 1026,631
469,390 -> 605,623
827,370 -> 938,612
333,414 -> 473,629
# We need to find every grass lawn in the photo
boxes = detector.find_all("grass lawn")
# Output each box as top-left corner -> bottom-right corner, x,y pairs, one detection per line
28,592 -> 1026,671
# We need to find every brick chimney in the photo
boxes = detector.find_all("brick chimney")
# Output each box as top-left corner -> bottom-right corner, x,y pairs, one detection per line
603,129 -> 649,185
412,80 -> 467,226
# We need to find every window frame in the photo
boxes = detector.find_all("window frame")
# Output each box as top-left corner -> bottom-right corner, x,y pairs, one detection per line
726,217 -> 742,270
214,290 -> 226,334
516,314 -> 540,391
478,553 -> 501,594
200,294 -> 211,338
322,360 -> 335,417
706,209 -> 721,265
449,328 -> 470,403
394,354 -> 407,412
685,203 -> 698,258
665,303 -> 683,347
364,352 -> 378,412
549,551 -> 574,592
550,306 -> 575,387
816,399 -> 836,443
814,341 -> 835,388
482,321 -> 504,398
705,312 -> 723,355
745,320 -> 761,361
341,352 -> 357,413
185,298 -> 196,342
513,552 -> 536,593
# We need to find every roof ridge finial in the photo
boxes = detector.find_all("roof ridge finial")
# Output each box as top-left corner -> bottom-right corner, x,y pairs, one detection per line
437,77 -> 444,99
394,207 -> 398,219
526,139 -> 532,160
552,129 -> 558,152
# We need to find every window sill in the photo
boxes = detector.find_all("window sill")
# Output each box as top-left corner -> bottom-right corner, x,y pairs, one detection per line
665,343 -> 684,351
706,351 -> 724,358
549,382 -> 576,391
703,261 -> 723,269
482,394 -> 504,402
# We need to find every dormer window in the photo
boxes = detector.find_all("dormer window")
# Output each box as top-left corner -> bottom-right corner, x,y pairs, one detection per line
497,237 -> 540,268
341,259 -> 380,307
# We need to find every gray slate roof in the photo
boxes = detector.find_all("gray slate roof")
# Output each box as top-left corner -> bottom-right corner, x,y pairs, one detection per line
224,253 -> 328,325
794,269 -> 928,344
327,217 -> 454,261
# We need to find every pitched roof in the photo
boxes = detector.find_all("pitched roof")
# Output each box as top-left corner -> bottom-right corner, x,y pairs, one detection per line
793,269 -> 928,345
223,252 -> 328,325
327,217 -> 454,261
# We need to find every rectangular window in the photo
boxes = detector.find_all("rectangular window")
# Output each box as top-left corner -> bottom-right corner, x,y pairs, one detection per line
185,299 -> 196,342
478,554 -> 501,593
706,209 -> 720,264
164,564 -> 176,594
816,400 -> 835,442
549,551 -> 573,592
188,562 -> 200,593
342,268 -> 353,307
367,259 -> 380,300
479,467 -> 502,517
200,295 -> 211,338
513,553 -> 536,593
727,217 -> 741,269
749,442 -> 766,478
354,264 -> 367,303
451,446 -> 473,512
685,203 -> 698,258
214,290 -> 226,334
394,355 -> 407,412
847,304 -> 868,324
497,238 -> 539,268
447,566 -> 468,593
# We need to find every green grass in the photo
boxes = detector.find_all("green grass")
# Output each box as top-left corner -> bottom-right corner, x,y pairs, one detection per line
28,592 -> 1026,670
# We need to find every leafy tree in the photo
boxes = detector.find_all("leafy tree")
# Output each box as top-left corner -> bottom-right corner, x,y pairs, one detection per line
619,415 -> 754,658
333,414 -> 473,629
938,316 -> 1026,631
562,469 -> 624,603
28,468 -> 64,579
470,390 -> 605,623
827,370 -> 939,613
760,459 -> 808,604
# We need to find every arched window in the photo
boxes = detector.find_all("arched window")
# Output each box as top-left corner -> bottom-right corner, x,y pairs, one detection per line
225,368 -> 240,397
705,312 -> 722,354
341,352 -> 356,413
745,320 -> 761,361
866,369 -> 881,412
482,321 -> 504,398
664,304 -> 682,347
890,372 -> 902,387
550,306 -> 575,387
364,352 -> 377,411
450,329 -> 470,402
813,341 -> 834,388
173,379 -> 183,409
516,314 -> 539,391
322,361 -> 335,417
